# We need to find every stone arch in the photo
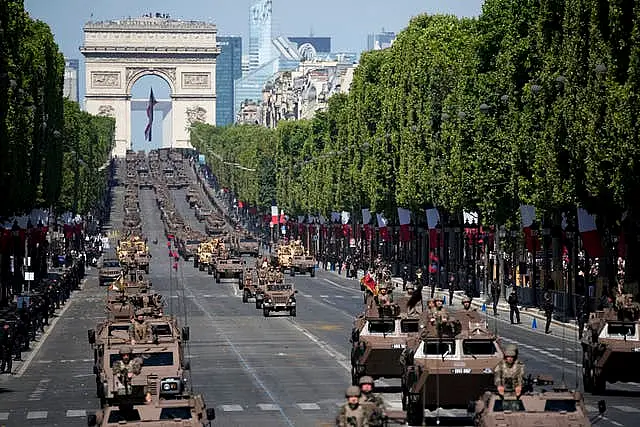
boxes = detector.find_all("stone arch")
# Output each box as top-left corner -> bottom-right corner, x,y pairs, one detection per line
126,68 -> 176,95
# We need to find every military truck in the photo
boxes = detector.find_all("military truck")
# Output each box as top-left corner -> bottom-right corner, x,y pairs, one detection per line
99,257 -> 122,287
473,376 -> 602,427
400,316 -> 502,425
261,282 -> 297,317
195,206 -> 212,222
581,293 -> 640,394
350,303 -> 421,386
87,396 -> 215,426
236,234 -> 260,257
177,229 -> 205,261
213,257 -> 244,284
194,241 -> 215,273
240,269 -> 260,303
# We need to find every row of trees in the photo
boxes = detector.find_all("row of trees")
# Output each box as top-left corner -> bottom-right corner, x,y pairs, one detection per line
0,0 -> 114,218
192,0 -> 640,239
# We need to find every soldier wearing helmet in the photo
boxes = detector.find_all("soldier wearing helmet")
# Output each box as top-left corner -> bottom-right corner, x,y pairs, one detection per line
336,385 -> 371,426
129,310 -> 152,344
494,344 -> 525,397
358,376 -> 385,426
113,346 -> 143,395
461,296 -> 475,312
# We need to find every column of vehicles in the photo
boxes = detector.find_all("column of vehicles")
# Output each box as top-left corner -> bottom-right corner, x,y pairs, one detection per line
85,153 -> 216,426
346,269 -> 603,426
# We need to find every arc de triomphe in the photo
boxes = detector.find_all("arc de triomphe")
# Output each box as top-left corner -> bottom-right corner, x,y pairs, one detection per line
80,15 -> 220,157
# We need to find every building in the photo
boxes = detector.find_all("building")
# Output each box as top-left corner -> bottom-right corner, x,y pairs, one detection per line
249,0 -> 274,71
63,59 -> 79,102
216,36 -> 243,126
367,31 -> 396,51
287,37 -> 331,61
242,55 -> 251,75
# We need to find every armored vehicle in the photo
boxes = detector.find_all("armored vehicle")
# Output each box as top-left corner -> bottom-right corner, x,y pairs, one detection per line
261,281 -> 297,317
581,293 -> 640,394
177,228 -> 205,261
240,269 -> 260,303
195,206 -> 212,222
99,258 -> 122,287
350,302 -> 421,386
195,241 -> 215,273
204,216 -> 226,236
213,257 -> 244,284
473,377 -> 602,427
401,316 -> 502,425
235,234 -> 260,257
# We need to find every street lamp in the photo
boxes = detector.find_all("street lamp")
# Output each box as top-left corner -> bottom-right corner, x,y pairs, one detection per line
498,226 -> 507,295
542,226 -> 551,288
564,223 -> 578,317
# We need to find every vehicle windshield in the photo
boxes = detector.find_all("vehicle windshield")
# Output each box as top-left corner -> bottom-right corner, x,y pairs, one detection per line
186,240 -> 200,245
107,408 -> 141,422
493,399 -> 525,412
400,319 -> 419,333
241,237 -> 257,243
368,320 -> 395,334
544,400 -> 577,412
607,322 -> 636,337
160,407 -> 193,419
267,284 -> 292,291
423,340 -> 455,356
463,340 -> 496,355
110,351 -> 174,367
108,325 -> 130,335
150,324 -> 172,336
103,260 -> 120,268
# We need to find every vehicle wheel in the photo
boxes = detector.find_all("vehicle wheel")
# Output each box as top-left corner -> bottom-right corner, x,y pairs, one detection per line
199,264 -> 204,271
263,308 -> 269,317
193,258 -> 198,268
290,269 -> 295,277
582,353 -> 594,393
242,290 -> 249,303
145,266 -> 149,274
255,299 -> 262,309
216,273 -> 221,284
310,268 -> 315,277
290,308 -> 296,317
208,266 -> 213,275
406,394 -> 424,426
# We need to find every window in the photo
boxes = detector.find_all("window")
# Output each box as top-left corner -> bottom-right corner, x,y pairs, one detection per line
108,325 -> 130,335
463,340 -> 496,356
160,407 -> 193,420
267,284 -> 292,291
493,399 -> 525,412
103,260 -> 120,268
544,400 -> 577,412
107,409 -> 141,422
368,320 -> 395,334
400,320 -> 419,333
423,340 -> 455,356
607,322 -> 636,337
110,352 -> 174,367
151,324 -> 172,336
241,237 -> 257,243
186,240 -> 201,245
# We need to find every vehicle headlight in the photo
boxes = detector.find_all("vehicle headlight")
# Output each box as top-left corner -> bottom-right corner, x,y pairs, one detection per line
159,378 -> 182,395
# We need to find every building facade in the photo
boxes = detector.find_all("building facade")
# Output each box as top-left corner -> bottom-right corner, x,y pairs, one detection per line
249,0 -> 274,71
216,36 -> 243,126
63,59 -> 80,102
367,31 -> 396,51
287,37 -> 331,61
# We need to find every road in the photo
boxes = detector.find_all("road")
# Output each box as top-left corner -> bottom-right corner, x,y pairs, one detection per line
0,166 -> 638,426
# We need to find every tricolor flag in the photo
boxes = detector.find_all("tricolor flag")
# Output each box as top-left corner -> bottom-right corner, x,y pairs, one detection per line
426,208 -> 442,248
362,208 -> 372,241
577,208 -> 603,257
520,205 -> 540,252
398,208 -> 412,242
377,213 -> 390,241
271,206 -> 278,225
144,88 -> 158,142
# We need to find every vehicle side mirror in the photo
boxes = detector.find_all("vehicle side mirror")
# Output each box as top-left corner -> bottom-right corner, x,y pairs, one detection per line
598,400 -> 606,414
88,329 -> 96,345
87,414 -> 97,426
182,326 -> 190,341
206,407 -> 216,420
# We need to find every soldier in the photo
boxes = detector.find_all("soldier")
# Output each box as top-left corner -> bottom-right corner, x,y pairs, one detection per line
358,376 -> 385,426
113,346 -> 142,395
377,287 -> 392,306
461,296 -> 474,311
0,323 -> 14,374
490,280 -> 500,316
543,292 -> 553,334
508,289 -> 520,324
129,312 -> 152,344
575,294 -> 586,340
336,385 -> 370,427
494,344 -> 524,397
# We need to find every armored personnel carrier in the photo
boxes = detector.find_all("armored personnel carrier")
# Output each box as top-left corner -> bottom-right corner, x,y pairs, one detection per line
473,376 -> 602,427
213,253 -> 244,284
240,268 -> 260,303
195,240 -> 215,273
99,257 -> 122,287
261,281 -> 297,317
235,233 -> 260,257
205,216 -> 226,236
581,293 -> 640,394
350,302 -> 421,386
401,315 -> 502,425
177,230 -> 205,262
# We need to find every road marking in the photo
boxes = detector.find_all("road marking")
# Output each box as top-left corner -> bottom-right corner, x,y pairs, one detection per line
352,295 -> 360,299
221,405 -> 244,412
585,405 -> 597,412
26,411 -> 47,419
258,403 -> 281,411
301,293 -> 312,298
335,295 -> 344,299
0,413 -> 8,420
614,405 -> 640,413
66,410 -> 87,417
605,418 -> 624,426
322,278 -> 360,294
320,295 -> 329,298
502,337 -> 580,367
287,319 -> 351,372
297,403 -> 321,410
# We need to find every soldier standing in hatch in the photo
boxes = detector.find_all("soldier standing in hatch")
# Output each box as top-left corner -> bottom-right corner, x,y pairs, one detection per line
494,344 -> 525,397
129,312 -> 152,344
461,296 -> 475,312
358,376 -> 385,426
543,292 -> 554,334
113,346 -> 142,395
336,386 -> 371,427
508,289 -> 520,324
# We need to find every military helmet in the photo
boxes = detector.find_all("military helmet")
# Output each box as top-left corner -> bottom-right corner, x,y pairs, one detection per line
406,282 -> 415,290
119,346 -> 133,355
504,344 -> 518,357
345,386 -> 361,397
462,296 -> 472,303
359,376 -> 374,386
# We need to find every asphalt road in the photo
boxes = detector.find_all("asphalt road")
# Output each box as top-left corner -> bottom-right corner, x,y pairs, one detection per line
0,163 -> 638,427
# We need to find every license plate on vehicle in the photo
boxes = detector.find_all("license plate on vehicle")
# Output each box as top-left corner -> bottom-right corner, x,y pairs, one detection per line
392,344 -> 406,349
451,368 -> 472,374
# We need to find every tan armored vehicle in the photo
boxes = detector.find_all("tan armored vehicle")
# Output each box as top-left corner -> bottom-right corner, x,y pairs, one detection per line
99,257 -> 122,287
581,293 -> 640,393
289,240 -> 316,276
401,316 -> 502,425
204,216 -> 226,236
473,377 -> 602,427
235,234 -> 260,257
213,254 -> 244,284
240,268 -> 260,303
177,229 -> 205,262
87,396 -> 215,426
195,206 -> 212,222
350,302 -> 421,386
261,281 -> 297,317
195,241 -> 215,273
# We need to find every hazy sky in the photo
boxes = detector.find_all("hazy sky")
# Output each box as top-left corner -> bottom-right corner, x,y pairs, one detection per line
24,0 -> 484,148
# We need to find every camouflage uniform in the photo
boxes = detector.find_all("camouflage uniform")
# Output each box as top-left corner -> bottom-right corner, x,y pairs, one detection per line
336,386 -> 371,427
358,376 -> 385,427
129,314 -> 152,342
113,346 -> 142,394
494,345 -> 524,392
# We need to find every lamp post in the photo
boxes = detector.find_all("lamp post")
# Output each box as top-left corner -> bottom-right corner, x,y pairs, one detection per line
542,225 -> 551,288
530,220 -> 540,307
498,226 -> 506,296
564,224 -> 577,317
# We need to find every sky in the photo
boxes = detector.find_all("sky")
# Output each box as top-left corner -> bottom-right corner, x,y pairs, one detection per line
24,0 -> 484,148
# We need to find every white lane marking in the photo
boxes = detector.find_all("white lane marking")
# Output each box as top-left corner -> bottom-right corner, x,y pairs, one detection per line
615,405 -> 640,413
322,278 -> 360,294
258,403 -> 281,411
221,405 -> 244,412
287,320 -> 351,372
546,348 -> 561,351
352,295 -> 360,299
15,281 -> 84,378
335,295 -> 344,299
585,405 -> 597,412
320,295 -> 329,298
66,410 -> 87,417
0,413 -> 8,420
605,418 -> 624,426
297,403 -> 321,410
26,411 -> 48,419
501,337 -> 581,367
301,294 -> 312,298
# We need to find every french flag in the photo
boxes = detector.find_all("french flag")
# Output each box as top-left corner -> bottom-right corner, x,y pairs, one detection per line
520,205 -> 540,252
144,88 -> 158,142
398,208 -> 412,242
377,213 -> 390,241
362,208 -> 372,241
426,208 -> 441,248
270,206 -> 278,225
577,208 -> 603,257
